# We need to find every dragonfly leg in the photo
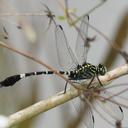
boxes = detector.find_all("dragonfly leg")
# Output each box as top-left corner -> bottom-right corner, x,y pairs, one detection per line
58,82 -> 68,95
96,74 -> 103,86
63,81 -> 68,94
87,75 -> 95,89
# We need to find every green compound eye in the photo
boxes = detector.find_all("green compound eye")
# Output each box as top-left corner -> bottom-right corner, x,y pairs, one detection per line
98,64 -> 107,76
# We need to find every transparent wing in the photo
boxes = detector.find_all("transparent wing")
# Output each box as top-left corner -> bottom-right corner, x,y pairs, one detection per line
82,102 -> 94,128
55,25 -> 79,70
96,90 -> 124,121
72,97 -> 94,128
75,15 -> 89,65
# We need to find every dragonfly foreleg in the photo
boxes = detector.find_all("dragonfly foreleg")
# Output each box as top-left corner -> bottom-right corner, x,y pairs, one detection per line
87,75 -> 95,89
62,81 -> 68,94
96,74 -> 103,87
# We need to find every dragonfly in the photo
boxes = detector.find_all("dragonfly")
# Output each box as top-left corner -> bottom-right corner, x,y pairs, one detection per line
0,14 -> 123,127
0,15 -> 106,89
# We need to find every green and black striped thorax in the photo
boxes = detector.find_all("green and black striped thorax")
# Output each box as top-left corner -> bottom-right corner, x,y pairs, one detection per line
68,63 -> 107,80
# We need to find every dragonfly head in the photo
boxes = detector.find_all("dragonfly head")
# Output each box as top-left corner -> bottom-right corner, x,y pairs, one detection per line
97,64 -> 107,76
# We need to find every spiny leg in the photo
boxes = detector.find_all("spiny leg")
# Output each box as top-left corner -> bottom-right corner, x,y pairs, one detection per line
63,80 -> 82,94
87,75 -> 95,89
96,74 -> 103,87
63,81 -> 68,94
57,81 -> 68,95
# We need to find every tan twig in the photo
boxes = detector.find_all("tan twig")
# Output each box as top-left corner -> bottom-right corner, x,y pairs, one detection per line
8,89 -> 78,127
0,12 -> 46,16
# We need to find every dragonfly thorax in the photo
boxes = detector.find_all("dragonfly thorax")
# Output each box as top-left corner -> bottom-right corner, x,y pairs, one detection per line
68,63 -> 106,80
68,63 -> 96,80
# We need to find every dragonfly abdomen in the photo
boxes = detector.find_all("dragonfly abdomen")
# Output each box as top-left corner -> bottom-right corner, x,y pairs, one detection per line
0,70 -> 71,87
